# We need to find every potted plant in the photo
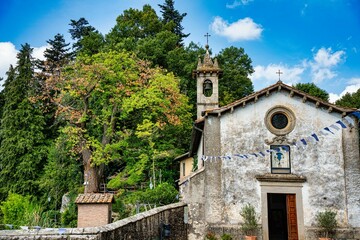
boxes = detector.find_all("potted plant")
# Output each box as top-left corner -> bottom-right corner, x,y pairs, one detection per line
315,210 -> 337,240
240,203 -> 259,240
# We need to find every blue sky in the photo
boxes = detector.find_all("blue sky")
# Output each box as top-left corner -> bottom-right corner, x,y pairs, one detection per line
1,0 -> 359,102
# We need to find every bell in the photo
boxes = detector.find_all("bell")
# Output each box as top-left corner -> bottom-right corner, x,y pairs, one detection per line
204,81 -> 212,90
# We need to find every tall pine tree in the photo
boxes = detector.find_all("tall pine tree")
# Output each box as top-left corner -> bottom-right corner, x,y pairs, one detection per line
158,0 -> 189,45
0,44 -> 47,200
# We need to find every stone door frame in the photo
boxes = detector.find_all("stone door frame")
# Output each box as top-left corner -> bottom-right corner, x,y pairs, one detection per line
259,181 -> 305,240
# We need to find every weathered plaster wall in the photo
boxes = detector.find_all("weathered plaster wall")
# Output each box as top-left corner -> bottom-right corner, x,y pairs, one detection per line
218,90 -> 358,229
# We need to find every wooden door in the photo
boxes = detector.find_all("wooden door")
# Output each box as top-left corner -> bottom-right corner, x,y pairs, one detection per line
286,194 -> 298,240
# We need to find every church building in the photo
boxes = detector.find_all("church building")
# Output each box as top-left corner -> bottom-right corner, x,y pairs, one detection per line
177,46 -> 360,240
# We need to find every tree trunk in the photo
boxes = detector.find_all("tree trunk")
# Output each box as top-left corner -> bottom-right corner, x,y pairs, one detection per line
82,145 -> 101,193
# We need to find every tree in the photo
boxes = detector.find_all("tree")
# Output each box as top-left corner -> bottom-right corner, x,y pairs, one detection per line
293,82 -> 329,102
105,5 -> 163,51
335,89 -> 360,108
69,18 -> 104,55
158,0 -> 189,44
43,50 -> 191,193
0,44 -> 47,199
217,46 -> 254,106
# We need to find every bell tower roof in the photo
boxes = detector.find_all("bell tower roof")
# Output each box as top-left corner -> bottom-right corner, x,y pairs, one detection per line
194,45 -> 222,73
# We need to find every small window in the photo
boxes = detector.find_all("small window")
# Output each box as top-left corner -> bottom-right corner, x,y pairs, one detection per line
265,106 -> 296,136
270,145 -> 291,174
203,79 -> 213,97
182,162 -> 186,176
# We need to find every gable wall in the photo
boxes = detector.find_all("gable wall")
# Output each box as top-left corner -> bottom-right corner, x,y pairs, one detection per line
217,90 -> 353,227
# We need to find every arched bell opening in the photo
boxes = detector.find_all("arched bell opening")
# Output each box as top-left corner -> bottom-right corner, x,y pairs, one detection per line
203,79 -> 213,97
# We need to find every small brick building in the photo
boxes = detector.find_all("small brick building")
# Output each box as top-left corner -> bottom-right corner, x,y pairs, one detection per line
75,193 -> 114,228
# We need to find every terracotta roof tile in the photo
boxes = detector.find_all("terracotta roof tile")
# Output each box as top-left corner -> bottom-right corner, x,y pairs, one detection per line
75,193 -> 114,204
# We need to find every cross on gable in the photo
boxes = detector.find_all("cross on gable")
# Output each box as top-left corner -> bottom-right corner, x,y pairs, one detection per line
276,69 -> 283,81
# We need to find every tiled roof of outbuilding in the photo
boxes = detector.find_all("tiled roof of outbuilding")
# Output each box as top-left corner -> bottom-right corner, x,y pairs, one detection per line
75,193 -> 114,204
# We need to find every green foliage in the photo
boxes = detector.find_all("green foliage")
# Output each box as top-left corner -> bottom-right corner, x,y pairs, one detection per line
315,210 -> 337,238
217,46 -> 254,106
158,0 -> 189,44
69,17 -> 104,55
0,44 -> 47,199
335,88 -> 360,108
112,182 -> 178,218
221,233 -> 233,240
240,203 -> 259,236
39,132 -> 82,210
293,82 -> 329,102
1,193 -> 32,226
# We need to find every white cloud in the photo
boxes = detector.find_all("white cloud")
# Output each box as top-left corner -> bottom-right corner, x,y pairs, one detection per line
33,45 -> 48,61
0,42 -> 48,90
210,17 -> 263,41
251,64 -> 305,88
329,78 -> 360,103
226,0 -> 254,8
0,42 -> 18,83
308,47 -> 345,83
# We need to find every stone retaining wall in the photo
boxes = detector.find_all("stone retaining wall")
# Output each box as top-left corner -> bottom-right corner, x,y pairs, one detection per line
0,202 -> 188,240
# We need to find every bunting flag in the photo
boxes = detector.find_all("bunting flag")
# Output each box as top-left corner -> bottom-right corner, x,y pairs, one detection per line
311,133 -> 319,142
337,120 -> 347,128
199,113 -> 360,161
343,116 -> 355,127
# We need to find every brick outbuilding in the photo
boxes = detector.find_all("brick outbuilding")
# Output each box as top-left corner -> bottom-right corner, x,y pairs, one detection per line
75,193 -> 114,228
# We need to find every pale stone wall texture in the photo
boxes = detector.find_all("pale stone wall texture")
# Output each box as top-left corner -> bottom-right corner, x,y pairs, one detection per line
181,90 -> 360,240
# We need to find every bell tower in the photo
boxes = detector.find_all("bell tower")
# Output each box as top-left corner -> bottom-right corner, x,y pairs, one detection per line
193,44 -> 222,119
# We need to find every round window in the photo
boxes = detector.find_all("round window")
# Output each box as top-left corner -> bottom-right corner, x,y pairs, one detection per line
265,106 -> 295,135
271,113 -> 288,129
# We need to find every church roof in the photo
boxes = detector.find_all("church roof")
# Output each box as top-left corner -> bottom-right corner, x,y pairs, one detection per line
202,80 -> 356,117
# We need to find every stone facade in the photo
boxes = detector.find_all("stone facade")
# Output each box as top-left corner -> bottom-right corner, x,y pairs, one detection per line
179,80 -> 360,240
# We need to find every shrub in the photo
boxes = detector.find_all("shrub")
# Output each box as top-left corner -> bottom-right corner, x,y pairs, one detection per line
316,210 -> 337,238
1,193 -> 33,226
240,203 -> 259,236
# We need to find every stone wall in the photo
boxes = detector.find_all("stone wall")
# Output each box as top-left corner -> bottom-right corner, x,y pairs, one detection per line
0,202 -> 188,240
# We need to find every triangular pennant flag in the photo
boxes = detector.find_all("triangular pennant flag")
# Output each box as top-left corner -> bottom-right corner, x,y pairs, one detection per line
318,130 -> 329,136
301,138 -> 307,145
330,124 -> 340,131
343,116 -> 354,127
350,112 -> 360,119
324,127 -> 334,134
311,133 -> 319,141
337,119 -> 348,128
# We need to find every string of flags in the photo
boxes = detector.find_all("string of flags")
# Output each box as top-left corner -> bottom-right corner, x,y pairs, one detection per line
200,112 -> 360,162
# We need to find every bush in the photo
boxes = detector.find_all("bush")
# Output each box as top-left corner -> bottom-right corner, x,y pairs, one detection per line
240,203 -> 259,236
316,210 -> 337,238
1,193 -> 33,226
